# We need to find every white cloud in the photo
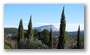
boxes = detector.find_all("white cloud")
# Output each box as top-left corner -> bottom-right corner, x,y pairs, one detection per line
66,24 -> 84,32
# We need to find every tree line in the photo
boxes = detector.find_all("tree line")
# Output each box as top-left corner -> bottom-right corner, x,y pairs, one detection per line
17,7 -> 82,49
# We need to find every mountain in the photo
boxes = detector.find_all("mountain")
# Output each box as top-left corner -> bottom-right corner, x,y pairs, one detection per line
4,28 -> 27,36
66,30 -> 84,38
52,30 -> 84,38
4,28 -> 18,34
33,25 -> 59,31
4,26 -> 84,38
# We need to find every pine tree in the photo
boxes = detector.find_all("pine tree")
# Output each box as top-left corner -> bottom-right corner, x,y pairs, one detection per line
57,6 -> 66,49
18,19 -> 24,48
49,29 -> 53,49
27,15 -> 33,39
77,25 -> 82,49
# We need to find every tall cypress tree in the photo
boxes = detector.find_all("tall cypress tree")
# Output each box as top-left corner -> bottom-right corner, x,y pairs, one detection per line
57,6 -> 66,49
27,15 -> 33,39
49,29 -> 53,49
18,19 -> 24,48
77,25 -> 81,49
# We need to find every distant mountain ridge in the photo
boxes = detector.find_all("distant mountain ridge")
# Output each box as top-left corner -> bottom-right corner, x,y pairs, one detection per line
33,25 -> 59,31
4,28 -> 18,34
4,25 -> 84,38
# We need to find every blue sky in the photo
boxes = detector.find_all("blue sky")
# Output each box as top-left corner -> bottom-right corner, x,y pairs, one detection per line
4,4 -> 84,31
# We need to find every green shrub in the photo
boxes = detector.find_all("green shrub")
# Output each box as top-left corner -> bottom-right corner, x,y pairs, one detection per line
4,44 -> 11,49
19,37 -> 48,49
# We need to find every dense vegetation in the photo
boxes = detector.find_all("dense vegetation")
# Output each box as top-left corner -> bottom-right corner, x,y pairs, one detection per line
4,7 -> 84,49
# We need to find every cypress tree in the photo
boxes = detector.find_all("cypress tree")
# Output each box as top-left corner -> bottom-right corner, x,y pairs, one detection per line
18,19 -> 24,48
27,15 -> 33,39
57,6 -> 66,49
77,25 -> 81,49
49,29 -> 53,49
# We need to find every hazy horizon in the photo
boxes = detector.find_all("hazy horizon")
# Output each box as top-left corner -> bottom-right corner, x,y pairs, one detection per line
4,24 -> 84,32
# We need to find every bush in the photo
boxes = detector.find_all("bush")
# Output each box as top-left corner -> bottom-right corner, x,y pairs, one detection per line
4,43 -> 11,49
19,37 -> 49,49
65,35 -> 74,49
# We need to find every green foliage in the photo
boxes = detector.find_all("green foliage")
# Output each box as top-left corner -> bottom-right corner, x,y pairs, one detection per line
27,15 -> 33,39
77,26 -> 82,49
18,19 -> 24,40
52,37 -> 58,48
4,28 -> 18,34
49,29 -> 53,49
65,35 -> 74,49
18,17 -> 49,49
19,40 -> 26,49
33,29 -> 39,39
40,29 -> 49,46
18,19 -> 24,48
4,43 -> 11,49
20,37 -> 48,49
58,7 -> 66,49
